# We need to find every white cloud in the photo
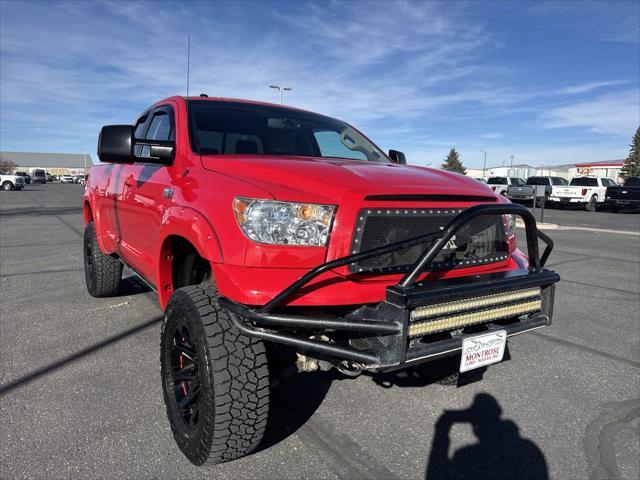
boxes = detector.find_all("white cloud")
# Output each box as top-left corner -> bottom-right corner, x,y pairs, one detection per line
560,80 -> 628,94
543,91 -> 640,135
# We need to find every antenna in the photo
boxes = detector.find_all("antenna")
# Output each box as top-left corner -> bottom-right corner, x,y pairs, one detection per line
186,35 -> 191,97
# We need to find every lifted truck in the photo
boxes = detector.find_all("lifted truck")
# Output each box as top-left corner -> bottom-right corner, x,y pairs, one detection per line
84,96 -> 559,465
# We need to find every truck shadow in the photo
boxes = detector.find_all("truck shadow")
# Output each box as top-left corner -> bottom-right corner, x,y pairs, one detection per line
0,316 -> 163,398
425,393 -> 549,480
370,347 -> 511,389
257,365 -> 338,453
258,349 -> 511,454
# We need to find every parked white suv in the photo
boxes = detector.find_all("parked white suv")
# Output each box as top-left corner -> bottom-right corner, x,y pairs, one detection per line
60,174 -> 75,184
0,170 -> 25,191
487,177 -> 526,195
549,177 -> 617,211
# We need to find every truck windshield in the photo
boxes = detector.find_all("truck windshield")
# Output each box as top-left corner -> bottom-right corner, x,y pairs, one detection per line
624,177 -> 639,186
187,100 -> 388,162
570,177 -> 598,186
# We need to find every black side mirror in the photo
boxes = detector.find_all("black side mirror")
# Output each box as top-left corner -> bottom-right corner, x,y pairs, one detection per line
388,149 -> 407,165
97,125 -> 175,165
97,125 -> 134,163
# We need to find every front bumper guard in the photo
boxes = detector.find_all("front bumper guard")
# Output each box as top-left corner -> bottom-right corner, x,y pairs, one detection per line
219,204 -> 560,370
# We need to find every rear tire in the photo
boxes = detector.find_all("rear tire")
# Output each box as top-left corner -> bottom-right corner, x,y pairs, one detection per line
83,222 -> 122,297
161,285 -> 270,465
585,195 -> 597,212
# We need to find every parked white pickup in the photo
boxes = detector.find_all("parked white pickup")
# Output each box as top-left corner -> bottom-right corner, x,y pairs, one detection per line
549,177 -> 618,211
0,170 -> 25,191
486,176 -> 526,196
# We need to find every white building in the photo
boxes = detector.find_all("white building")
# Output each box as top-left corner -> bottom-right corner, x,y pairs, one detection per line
569,160 -> 625,183
466,163 -> 571,181
0,151 -> 91,176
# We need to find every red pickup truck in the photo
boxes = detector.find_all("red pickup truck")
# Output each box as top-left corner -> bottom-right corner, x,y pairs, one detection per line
84,96 -> 559,465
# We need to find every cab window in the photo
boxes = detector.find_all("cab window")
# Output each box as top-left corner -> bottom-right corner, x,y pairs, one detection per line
487,177 -> 507,185
140,107 -> 175,158
134,111 -> 151,156
146,111 -> 174,141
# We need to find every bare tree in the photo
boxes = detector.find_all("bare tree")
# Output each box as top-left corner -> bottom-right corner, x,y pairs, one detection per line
0,155 -> 18,173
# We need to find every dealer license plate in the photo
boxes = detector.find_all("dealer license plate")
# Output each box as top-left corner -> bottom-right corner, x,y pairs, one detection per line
459,330 -> 507,372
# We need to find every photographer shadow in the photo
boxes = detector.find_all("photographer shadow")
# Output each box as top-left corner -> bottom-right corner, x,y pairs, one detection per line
426,393 -> 548,480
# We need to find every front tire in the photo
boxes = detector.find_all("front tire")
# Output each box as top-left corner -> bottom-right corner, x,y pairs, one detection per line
2,181 -> 14,191
161,285 -> 270,465
83,222 -> 122,297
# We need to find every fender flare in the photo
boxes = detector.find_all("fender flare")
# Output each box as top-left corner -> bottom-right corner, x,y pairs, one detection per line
156,205 -> 223,307
83,193 -> 114,254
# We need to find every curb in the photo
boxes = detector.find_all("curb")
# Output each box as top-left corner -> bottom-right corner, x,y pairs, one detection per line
515,219 -> 558,230
515,219 -> 639,236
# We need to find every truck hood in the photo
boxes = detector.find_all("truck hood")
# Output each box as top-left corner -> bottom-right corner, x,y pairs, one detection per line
201,155 -> 496,203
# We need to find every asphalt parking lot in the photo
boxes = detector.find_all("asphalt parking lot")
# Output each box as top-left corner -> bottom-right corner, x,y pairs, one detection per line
1,184 -> 638,479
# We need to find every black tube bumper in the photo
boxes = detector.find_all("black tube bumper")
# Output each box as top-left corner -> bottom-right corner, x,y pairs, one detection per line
219,204 -> 560,371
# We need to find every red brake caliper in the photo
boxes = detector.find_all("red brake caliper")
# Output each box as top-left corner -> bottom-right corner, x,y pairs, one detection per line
180,337 -> 187,396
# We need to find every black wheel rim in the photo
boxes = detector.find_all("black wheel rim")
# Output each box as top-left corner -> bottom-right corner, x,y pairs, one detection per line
169,322 -> 201,431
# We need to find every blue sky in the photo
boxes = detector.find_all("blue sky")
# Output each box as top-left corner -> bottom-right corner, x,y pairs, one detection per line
0,0 -> 638,168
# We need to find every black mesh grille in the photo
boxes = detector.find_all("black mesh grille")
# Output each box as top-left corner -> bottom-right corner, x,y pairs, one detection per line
349,208 -> 509,274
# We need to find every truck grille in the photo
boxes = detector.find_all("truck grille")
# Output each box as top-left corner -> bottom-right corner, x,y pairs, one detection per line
349,208 -> 509,274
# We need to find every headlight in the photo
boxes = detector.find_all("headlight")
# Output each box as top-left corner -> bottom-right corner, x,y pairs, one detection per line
233,197 -> 336,246
503,214 -> 516,236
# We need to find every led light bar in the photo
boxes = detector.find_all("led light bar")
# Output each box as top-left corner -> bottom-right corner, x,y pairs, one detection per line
408,298 -> 543,337
410,287 -> 541,321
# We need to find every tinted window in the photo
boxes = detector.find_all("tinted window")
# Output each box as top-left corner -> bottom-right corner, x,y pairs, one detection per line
624,177 -> 639,186
146,111 -> 174,141
134,111 -> 151,139
188,100 -> 387,162
134,111 -> 151,156
551,177 -> 568,185
487,177 -> 507,185
510,177 -> 525,186
569,177 -> 598,187
526,177 -> 550,186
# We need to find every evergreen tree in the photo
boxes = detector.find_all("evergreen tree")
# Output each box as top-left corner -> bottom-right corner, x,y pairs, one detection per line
441,148 -> 466,174
621,127 -> 640,178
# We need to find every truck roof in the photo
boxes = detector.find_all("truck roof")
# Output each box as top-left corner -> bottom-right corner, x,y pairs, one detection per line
157,95 -> 316,116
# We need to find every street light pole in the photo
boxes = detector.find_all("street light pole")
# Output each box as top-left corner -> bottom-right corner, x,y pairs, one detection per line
269,84 -> 292,104
480,149 -> 487,178
82,149 -> 87,173
510,155 -> 514,168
